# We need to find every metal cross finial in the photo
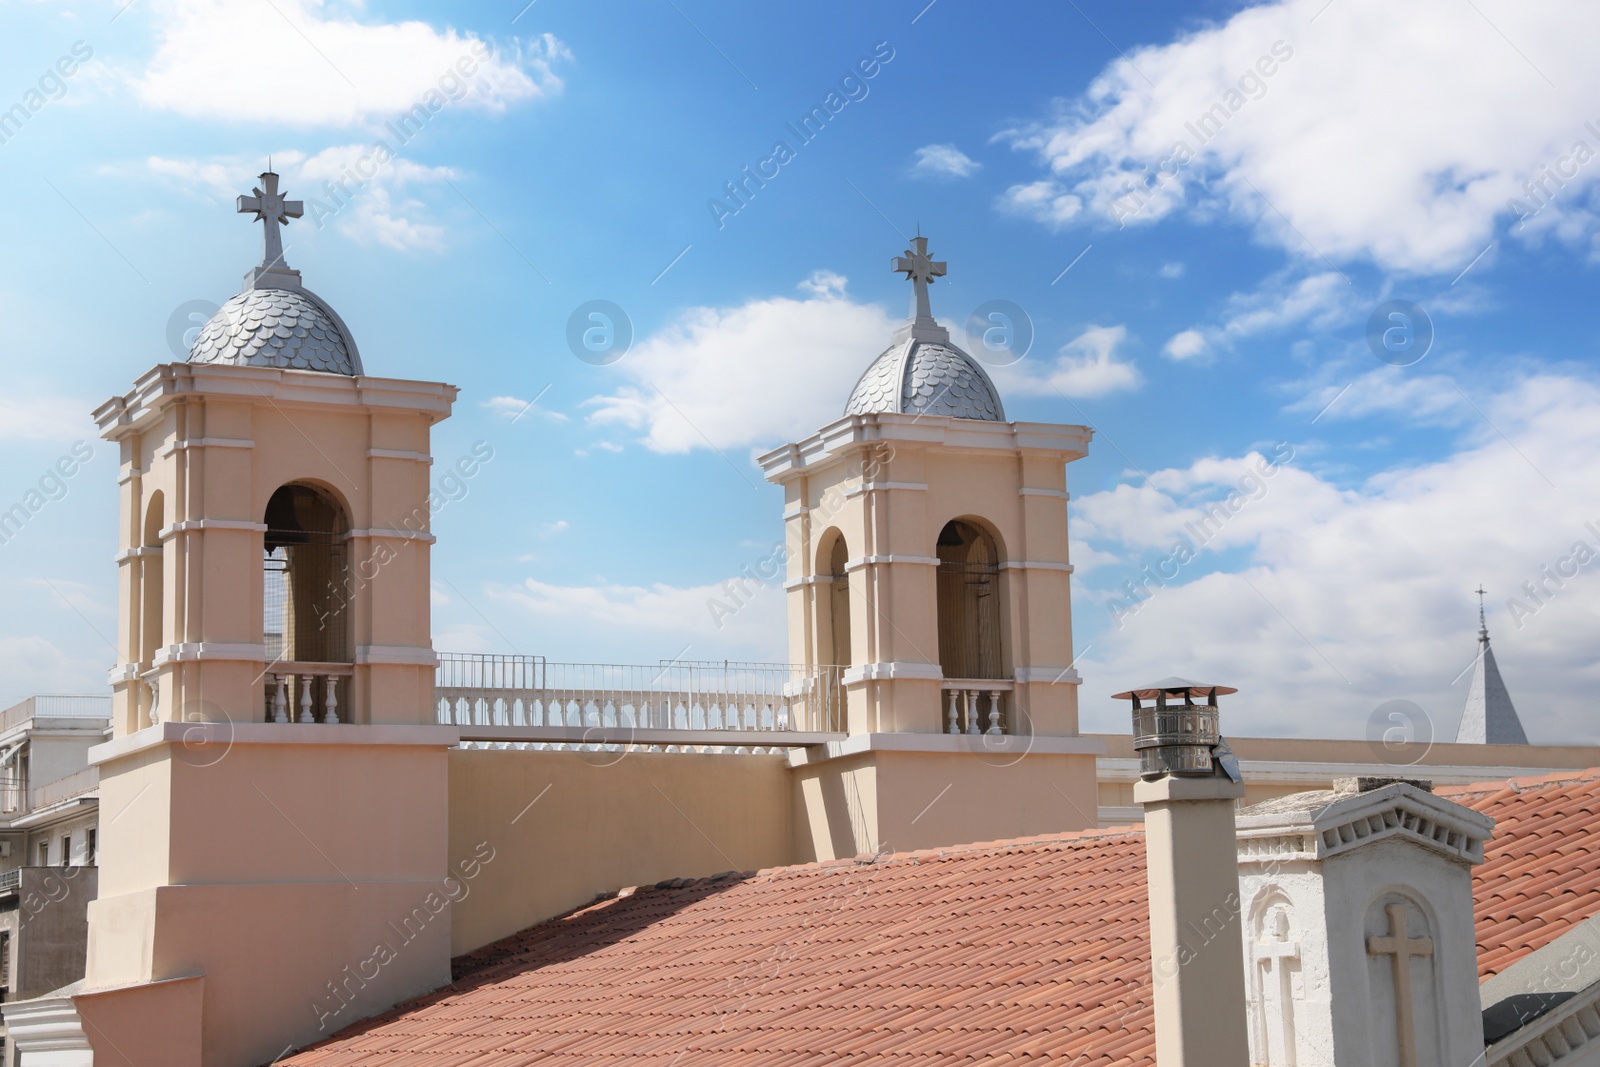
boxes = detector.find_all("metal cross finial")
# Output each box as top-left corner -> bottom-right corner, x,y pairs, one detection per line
1475,584 -> 1489,643
237,170 -> 303,273
893,235 -> 946,325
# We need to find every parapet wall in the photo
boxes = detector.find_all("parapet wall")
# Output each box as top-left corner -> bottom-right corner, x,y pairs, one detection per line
447,748 -> 793,955
447,737 -> 1107,955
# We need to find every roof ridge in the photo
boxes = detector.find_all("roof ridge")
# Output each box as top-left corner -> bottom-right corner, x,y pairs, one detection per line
754,822 -> 1145,879
1439,765 -> 1600,797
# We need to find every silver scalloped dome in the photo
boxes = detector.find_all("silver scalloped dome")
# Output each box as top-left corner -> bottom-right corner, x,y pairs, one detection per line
844,336 -> 1005,422
188,288 -> 361,375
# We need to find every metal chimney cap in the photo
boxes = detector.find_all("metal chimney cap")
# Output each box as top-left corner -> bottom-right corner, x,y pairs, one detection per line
1111,677 -> 1238,701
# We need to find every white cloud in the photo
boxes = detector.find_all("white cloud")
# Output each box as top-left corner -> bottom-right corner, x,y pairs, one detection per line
586,273 -> 899,454
488,571 -> 787,663
0,394 -> 94,442
992,324 -> 1143,399
1289,367 -> 1470,425
146,147 -> 461,253
999,0 -> 1600,273
1071,372 -> 1600,742
910,143 -> 982,179
1158,261 -> 1186,279
798,270 -> 848,298
1163,329 -> 1207,361
997,179 -> 1081,227
0,635 -> 104,709
298,145 -> 459,251
136,0 -> 567,127
1165,270 -> 1356,359
483,394 -> 569,423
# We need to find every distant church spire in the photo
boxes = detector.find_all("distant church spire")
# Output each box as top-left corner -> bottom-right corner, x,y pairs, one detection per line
1455,585 -> 1529,745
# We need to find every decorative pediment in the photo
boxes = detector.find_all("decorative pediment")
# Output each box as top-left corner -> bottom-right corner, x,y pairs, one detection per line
1237,782 -> 1493,868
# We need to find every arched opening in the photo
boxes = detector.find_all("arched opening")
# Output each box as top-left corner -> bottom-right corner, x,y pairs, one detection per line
935,519 -> 1003,680
139,493 -> 164,727
817,530 -> 851,731
139,493 -> 164,668
822,533 -> 852,670
264,484 -> 352,722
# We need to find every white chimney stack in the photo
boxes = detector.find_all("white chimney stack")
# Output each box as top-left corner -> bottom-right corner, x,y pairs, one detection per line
1119,678 -> 1251,1067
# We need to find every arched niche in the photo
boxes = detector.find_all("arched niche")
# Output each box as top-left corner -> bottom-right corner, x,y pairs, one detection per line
263,483 -> 352,666
139,491 -> 164,669
1363,891 -> 1446,1067
1247,887 -> 1302,1067
935,518 -> 1005,680
816,528 -> 851,729
139,492 -> 165,728
816,528 -> 852,670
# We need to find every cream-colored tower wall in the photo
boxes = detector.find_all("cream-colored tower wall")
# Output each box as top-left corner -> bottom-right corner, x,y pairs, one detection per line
77,357 -> 461,1066
84,724 -> 458,1067
762,413 -> 1090,738
97,364 -> 455,732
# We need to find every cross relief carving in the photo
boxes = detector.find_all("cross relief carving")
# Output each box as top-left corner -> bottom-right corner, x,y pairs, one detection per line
1367,901 -> 1435,1067
1252,905 -> 1301,1067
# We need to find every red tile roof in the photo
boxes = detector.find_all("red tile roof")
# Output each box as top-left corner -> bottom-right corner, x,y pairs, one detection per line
1443,767 -> 1600,979
283,828 -> 1157,1066
283,767 -> 1600,1065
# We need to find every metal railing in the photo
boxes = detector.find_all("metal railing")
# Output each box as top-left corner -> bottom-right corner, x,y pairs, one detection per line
0,696 -> 111,736
435,654 -> 845,740
28,766 -> 99,811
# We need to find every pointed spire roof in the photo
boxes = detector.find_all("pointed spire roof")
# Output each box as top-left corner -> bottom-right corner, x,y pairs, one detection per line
1456,587 -> 1529,745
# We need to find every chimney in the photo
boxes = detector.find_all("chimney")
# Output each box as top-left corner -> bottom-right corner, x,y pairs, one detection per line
1116,678 -> 1250,1067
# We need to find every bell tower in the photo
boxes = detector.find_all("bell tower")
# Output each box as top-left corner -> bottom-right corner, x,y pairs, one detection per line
100,170 -> 452,733
759,236 -> 1104,860
64,171 -> 461,1067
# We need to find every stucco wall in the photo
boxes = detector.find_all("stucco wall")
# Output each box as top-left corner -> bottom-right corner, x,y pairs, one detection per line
447,748 -> 794,956
791,748 -> 1101,862
17,866 -> 97,999
85,726 -> 455,1067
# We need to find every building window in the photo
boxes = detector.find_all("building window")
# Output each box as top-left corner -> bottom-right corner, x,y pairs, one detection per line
1,931 -> 10,997
61,834 -> 71,867
87,828 -> 97,866
37,841 -> 48,866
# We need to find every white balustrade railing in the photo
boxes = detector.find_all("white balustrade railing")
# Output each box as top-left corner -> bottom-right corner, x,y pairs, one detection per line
943,680 -> 1013,737
435,655 -> 844,738
264,663 -> 354,724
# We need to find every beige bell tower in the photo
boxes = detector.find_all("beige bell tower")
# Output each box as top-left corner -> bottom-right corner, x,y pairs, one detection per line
102,174 -> 450,734
51,171 -> 461,1067
759,237 -> 1104,860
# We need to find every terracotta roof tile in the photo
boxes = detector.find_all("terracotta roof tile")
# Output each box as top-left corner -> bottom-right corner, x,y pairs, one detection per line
282,828 -> 1156,1066
283,768 -> 1600,1064
1441,767 -> 1600,978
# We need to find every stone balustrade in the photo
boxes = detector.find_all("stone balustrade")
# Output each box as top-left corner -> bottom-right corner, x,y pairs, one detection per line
942,680 -> 1014,736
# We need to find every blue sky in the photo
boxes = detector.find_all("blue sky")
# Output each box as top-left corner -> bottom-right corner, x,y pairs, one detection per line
3,0 -> 1599,743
